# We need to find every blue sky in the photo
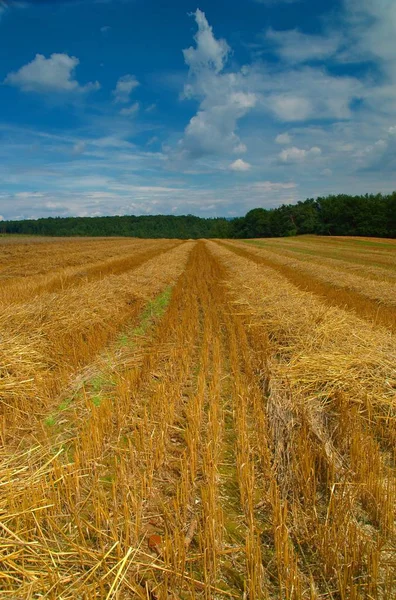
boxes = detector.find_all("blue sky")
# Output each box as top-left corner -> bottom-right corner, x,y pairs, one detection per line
1,0 -> 396,220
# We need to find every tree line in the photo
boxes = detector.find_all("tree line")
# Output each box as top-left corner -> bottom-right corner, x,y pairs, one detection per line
2,193 -> 396,238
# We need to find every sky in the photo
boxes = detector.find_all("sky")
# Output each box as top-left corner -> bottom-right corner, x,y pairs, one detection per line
1,0 -> 396,220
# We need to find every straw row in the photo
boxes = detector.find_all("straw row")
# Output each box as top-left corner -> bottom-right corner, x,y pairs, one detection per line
221,241 -> 396,332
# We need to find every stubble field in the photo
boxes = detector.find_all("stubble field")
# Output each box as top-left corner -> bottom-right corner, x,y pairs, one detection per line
0,235 -> 395,599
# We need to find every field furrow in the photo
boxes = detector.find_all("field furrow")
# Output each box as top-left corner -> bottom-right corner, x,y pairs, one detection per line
228,241 -> 396,306
0,239 -> 179,306
0,242 -> 193,439
244,240 -> 396,283
221,240 -> 396,332
209,240 -> 396,598
1,236 -> 395,599
0,237 -> 163,274
255,236 -> 396,270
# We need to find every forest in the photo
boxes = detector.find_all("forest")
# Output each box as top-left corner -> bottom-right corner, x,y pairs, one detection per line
2,192 -> 396,238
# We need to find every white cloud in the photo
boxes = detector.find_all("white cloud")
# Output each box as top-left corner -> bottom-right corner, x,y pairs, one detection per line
265,28 -> 341,64
0,0 -> 10,21
343,3 -> 396,118
109,185 -> 182,193
173,4 -> 365,169
251,181 -> 297,191
112,74 -> 139,103
100,25 -> 111,34
147,136 -> 159,146
270,96 -> 312,121
183,8 -> 230,74
233,142 -> 247,153
177,10 -> 257,159
345,0 -> 396,73
355,126 -> 396,171
120,102 -> 140,116
229,158 -> 251,171
5,1 -> 396,220
72,141 -> 86,155
275,133 -> 292,144
278,146 -> 321,163
14,192 -> 45,199
91,136 -> 135,149
255,66 -> 363,122
4,53 -> 100,94
0,178 -> 302,220
254,1 -> 396,125
358,139 -> 388,162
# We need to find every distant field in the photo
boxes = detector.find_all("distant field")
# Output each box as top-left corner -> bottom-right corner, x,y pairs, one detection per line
1,236 -> 395,599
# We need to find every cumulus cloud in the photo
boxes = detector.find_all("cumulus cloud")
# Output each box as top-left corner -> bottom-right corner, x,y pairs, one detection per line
177,10 -> 256,159
5,1 -> 396,219
356,126 -> 396,171
246,1 -> 396,125
341,1 -> 396,117
275,133 -> 292,144
112,74 -> 139,103
174,4 -> 364,167
258,66 -> 363,122
233,142 -> 247,153
257,0 -> 396,86
255,1 -> 396,124
357,139 -> 388,167
4,53 -> 100,94
270,96 -> 312,121
229,158 -> 251,171
278,146 -> 321,163
345,1 -> 396,69
183,9 -> 230,74
265,28 -> 341,64
120,102 -> 139,116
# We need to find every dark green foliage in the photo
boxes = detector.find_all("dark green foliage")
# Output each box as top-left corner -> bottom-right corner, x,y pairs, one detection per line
2,214 -> 230,239
229,193 -> 395,239
316,194 -> 389,237
2,193 -> 395,238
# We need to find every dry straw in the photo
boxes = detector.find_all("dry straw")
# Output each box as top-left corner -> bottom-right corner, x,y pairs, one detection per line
0,236 -> 395,599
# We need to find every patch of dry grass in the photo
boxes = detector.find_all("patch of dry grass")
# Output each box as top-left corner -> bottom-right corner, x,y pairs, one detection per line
0,238 -> 179,305
210,240 -> 396,598
0,242 -> 193,439
222,240 -> 396,332
0,237 -> 394,599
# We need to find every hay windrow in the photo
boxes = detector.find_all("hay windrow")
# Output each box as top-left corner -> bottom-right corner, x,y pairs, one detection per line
0,236 -> 395,598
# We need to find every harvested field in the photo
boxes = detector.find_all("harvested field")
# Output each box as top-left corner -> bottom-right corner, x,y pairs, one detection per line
0,235 -> 395,599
